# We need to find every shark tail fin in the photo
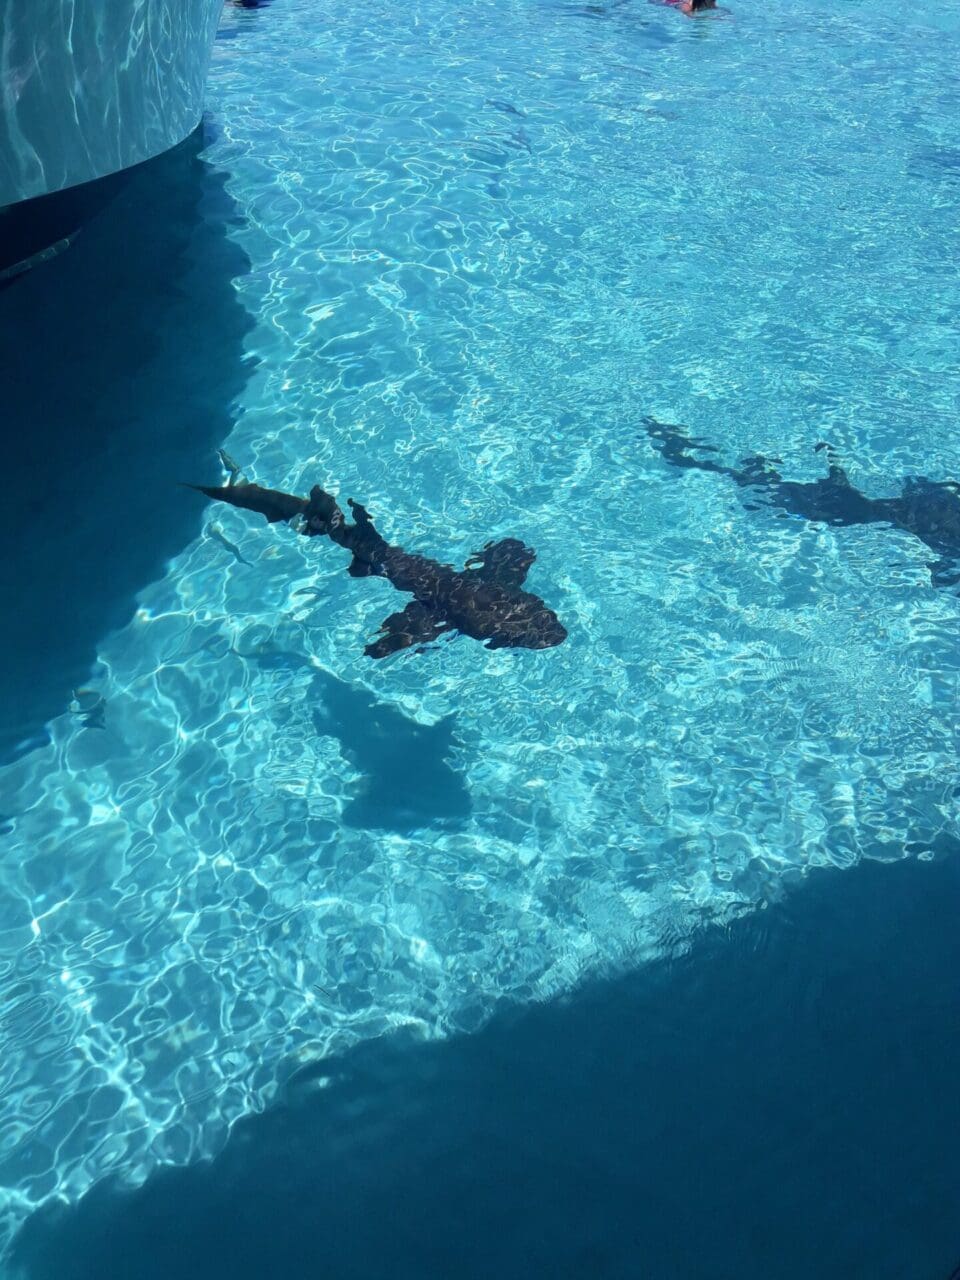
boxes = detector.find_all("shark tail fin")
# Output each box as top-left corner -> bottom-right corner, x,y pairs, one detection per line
181,482 -> 229,500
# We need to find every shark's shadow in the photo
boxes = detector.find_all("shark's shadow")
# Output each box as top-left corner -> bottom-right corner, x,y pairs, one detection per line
311,671 -> 471,833
908,145 -> 960,187
642,417 -> 960,588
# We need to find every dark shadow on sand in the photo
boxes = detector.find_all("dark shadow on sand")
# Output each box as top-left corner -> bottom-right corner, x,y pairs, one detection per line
312,670 -> 472,833
12,849 -> 960,1280
0,123 -> 255,763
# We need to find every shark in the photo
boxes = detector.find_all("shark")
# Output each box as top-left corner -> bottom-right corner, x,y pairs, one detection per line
642,417 -> 960,589
187,454 -> 567,658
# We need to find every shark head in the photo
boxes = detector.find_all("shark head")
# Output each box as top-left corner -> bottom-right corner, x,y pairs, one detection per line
484,606 -> 568,651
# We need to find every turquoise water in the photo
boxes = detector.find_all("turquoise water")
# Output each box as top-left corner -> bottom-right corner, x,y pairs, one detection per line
2,0 -> 960,1263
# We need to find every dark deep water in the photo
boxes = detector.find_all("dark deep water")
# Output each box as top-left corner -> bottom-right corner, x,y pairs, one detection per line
11,850 -> 960,1280
0,123 -> 254,764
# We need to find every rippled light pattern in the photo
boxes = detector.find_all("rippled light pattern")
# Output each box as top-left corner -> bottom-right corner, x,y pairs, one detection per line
2,0 -> 960,1257
0,0 -> 223,204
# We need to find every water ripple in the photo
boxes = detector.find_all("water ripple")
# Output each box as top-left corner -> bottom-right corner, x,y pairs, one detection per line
2,0 -> 960,1256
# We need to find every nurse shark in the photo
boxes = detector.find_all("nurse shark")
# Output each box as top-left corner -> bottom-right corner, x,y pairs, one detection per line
186,455 -> 567,658
642,418 -> 960,588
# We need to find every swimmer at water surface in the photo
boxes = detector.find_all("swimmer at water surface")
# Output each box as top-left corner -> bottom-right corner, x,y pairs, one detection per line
659,0 -> 717,12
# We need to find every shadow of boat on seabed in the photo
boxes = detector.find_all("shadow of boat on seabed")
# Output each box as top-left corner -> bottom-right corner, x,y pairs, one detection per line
0,122 -> 255,765
9,850 -> 960,1280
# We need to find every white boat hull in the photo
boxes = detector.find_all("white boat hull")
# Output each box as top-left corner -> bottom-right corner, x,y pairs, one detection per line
0,0 -> 224,208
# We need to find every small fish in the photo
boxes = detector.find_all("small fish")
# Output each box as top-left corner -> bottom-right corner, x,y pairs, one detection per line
486,98 -> 526,119
207,522 -> 253,567
217,448 -> 246,483
71,689 -> 106,731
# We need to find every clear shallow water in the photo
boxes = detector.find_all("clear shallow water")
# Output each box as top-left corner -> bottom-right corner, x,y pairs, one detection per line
2,0 -> 960,1260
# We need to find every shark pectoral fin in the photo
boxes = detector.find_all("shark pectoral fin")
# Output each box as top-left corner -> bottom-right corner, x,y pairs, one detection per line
365,601 -> 451,659
347,555 -> 378,578
464,538 -> 536,589
347,498 -> 375,527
